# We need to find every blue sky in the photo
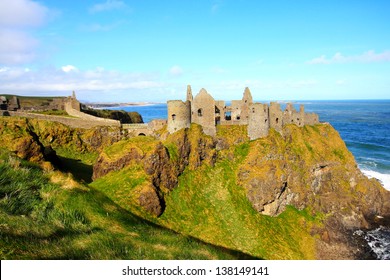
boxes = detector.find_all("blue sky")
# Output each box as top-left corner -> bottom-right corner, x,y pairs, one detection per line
0,0 -> 389,102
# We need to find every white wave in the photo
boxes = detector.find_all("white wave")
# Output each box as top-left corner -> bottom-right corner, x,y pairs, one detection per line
361,169 -> 390,191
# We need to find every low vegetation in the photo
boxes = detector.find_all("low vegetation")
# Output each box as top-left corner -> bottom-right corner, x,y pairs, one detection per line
0,149 -> 245,259
81,107 -> 144,124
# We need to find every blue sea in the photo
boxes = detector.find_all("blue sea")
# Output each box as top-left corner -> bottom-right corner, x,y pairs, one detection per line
108,100 -> 390,259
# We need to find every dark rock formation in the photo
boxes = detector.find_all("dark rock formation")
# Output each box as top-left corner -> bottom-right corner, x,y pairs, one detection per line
92,124 -> 216,216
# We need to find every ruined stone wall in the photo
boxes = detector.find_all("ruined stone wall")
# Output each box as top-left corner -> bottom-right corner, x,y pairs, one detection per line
214,100 -> 225,125
269,102 -> 283,133
231,100 -> 242,122
122,123 -> 151,136
167,86 -> 320,140
191,89 -> 216,136
305,112 -> 319,125
148,119 -> 167,131
7,111 -> 119,129
283,104 -> 305,127
167,100 -> 191,134
64,102 -> 120,127
240,88 -> 253,125
248,103 -> 269,140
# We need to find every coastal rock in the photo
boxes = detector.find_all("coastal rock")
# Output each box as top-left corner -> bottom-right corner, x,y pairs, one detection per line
92,124 -> 217,216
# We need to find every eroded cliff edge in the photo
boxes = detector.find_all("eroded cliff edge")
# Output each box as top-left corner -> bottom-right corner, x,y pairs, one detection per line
92,123 -> 390,259
1,115 -> 389,259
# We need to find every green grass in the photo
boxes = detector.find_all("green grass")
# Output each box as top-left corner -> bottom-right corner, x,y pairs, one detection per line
0,150 -> 249,260
157,159 -> 319,259
33,110 -> 70,116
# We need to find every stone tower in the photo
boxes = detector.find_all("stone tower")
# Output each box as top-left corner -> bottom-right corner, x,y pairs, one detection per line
167,100 -> 191,134
240,87 -> 253,124
248,103 -> 269,140
186,85 -> 193,102
191,88 -> 216,136
269,102 -> 283,133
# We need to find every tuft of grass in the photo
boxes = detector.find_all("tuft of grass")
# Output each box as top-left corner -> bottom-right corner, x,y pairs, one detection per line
0,149 -> 244,260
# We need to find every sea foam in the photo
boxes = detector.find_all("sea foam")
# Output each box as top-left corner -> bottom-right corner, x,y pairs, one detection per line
361,169 -> 390,191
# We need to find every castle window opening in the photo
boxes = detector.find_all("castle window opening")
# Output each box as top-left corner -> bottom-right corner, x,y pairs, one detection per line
265,119 -> 268,123
215,106 -> 220,114
224,111 -> 232,121
172,114 -> 176,121
215,116 -> 221,125
198,109 -> 203,117
276,118 -> 279,124
236,115 -> 241,120
252,108 -> 255,113
138,133 -> 146,136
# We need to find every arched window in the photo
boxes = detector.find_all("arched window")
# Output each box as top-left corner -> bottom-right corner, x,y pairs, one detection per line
276,117 -> 279,124
172,114 -> 176,120
198,109 -> 203,117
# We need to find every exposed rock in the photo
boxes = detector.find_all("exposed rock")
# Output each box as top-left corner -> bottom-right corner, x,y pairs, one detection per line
92,124 -> 217,216
138,184 -> 163,217
236,124 -> 390,258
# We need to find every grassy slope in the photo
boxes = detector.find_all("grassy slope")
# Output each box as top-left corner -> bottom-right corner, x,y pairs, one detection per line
0,150 -> 246,259
92,125 -> 323,259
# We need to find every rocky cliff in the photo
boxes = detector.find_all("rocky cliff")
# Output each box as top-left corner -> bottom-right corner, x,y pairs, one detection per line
1,115 -> 389,259
92,122 -> 390,259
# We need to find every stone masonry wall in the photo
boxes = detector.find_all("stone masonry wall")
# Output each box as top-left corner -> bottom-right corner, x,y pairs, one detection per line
7,111 -> 113,129
248,103 -> 269,140
167,100 -> 191,134
167,86 -> 320,140
191,89 -> 216,136
64,100 -> 120,127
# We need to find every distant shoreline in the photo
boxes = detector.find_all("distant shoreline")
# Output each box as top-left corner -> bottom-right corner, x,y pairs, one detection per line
84,102 -> 163,109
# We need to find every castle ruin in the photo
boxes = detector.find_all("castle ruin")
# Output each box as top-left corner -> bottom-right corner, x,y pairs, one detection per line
167,86 -> 319,140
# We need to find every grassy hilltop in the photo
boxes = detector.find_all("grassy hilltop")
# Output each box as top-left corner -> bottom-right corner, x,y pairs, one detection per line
0,116 -> 389,259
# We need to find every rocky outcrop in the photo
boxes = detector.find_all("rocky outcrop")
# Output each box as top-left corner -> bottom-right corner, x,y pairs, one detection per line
235,124 -> 390,258
92,124 -> 216,216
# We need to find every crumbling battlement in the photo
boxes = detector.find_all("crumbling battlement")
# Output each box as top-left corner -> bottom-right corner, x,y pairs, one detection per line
167,86 -> 320,140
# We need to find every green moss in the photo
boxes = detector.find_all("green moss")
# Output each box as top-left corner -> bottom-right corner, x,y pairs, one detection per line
165,143 -> 179,161
332,149 -> 345,160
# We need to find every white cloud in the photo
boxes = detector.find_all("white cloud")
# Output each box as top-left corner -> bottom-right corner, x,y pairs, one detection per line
0,0 -> 48,28
80,21 -> 126,32
0,66 -> 165,99
0,29 -> 38,64
0,0 -> 49,65
89,0 -> 128,13
61,65 -> 79,73
307,50 -> 390,65
169,65 -> 184,76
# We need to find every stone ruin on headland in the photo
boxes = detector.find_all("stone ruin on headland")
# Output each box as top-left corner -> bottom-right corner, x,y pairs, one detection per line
167,85 -> 320,140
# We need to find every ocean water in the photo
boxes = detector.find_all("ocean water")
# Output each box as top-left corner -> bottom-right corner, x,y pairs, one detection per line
110,100 -> 390,259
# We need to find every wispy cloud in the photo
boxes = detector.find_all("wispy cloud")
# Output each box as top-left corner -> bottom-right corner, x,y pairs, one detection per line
0,66 -> 165,100
307,50 -> 390,65
80,21 -> 126,32
0,0 -> 49,65
61,65 -> 79,73
169,65 -> 184,77
211,0 -> 223,13
89,0 -> 128,13
0,0 -> 48,27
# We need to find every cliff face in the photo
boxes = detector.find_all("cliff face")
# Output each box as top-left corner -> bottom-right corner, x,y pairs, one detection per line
238,124 -> 390,223
92,125 -> 216,216
1,115 -> 389,259
91,122 -> 390,259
